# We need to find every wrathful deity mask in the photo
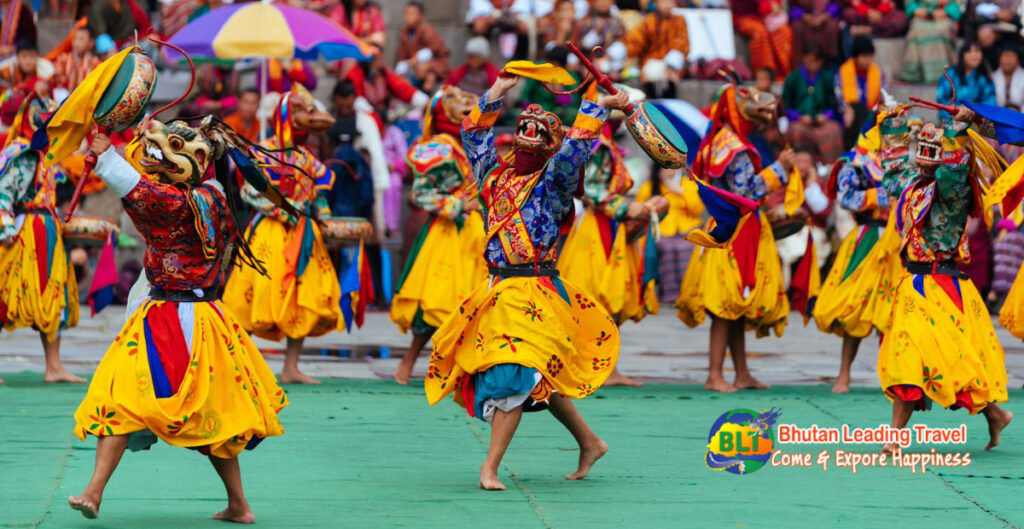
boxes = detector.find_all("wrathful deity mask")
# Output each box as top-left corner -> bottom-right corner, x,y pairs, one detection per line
138,118 -> 217,185
916,123 -> 942,172
515,104 -> 565,157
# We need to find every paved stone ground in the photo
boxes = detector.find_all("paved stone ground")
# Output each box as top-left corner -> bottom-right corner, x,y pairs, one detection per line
3,304 -> 1024,391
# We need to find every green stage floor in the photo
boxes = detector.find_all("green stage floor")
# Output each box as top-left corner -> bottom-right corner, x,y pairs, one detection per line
2,373 -> 1022,528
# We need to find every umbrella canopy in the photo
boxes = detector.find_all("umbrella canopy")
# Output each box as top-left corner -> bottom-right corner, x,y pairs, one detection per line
167,1 -> 374,61
648,99 -> 710,165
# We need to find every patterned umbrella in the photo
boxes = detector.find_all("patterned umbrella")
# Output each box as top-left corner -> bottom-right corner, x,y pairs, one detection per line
166,0 -> 374,61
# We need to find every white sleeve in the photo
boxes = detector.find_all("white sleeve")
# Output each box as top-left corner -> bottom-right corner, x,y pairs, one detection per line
804,181 -> 830,215
356,112 -> 391,192
93,148 -> 141,198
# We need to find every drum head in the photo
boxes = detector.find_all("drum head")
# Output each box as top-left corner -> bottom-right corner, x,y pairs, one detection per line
641,102 -> 689,156
94,51 -> 158,133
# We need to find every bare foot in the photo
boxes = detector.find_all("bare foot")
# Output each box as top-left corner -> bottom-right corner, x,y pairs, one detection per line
734,375 -> 770,390
393,358 -> 415,386
44,369 -> 86,383
68,494 -> 100,519
278,370 -> 321,384
566,438 -> 608,480
479,466 -> 506,490
213,506 -> 255,524
831,375 -> 850,394
985,408 -> 1013,451
881,442 -> 898,455
704,376 -> 738,393
603,371 -> 644,387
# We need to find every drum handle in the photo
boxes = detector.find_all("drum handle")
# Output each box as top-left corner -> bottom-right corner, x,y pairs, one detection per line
63,127 -> 106,223
565,42 -> 635,115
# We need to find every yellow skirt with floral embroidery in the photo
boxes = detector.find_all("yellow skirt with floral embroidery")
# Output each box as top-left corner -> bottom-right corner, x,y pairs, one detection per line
676,213 -> 788,337
224,216 -> 342,340
0,212 -> 78,342
878,274 -> 1007,414
558,211 -> 656,324
812,218 -> 904,338
425,275 -> 619,406
73,300 -> 288,458
998,265 -> 1024,338
390,212 -> 487,333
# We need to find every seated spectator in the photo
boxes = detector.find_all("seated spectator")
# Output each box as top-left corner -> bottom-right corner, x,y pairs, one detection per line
842,0 -> 906,39
444,36 -> 500,96
181,64 -> 239,119
224,89 -> 262,143
397,48 -> 443,94
937,41 -> 996,119
623,0 -> 688,91
397,1 -> 450,79
537,0 -> 577,53
732,0 -> 793,81
994,43 -> 1024,110
52,26 -> 101,93
782,45 -> 845,162
330,0 -> 387,43
519,46 -> 582,125
0,0 -> 37,59
791,0 -> 840,68
465,0 -> 547,59
966,0 -> 1021,70
835,36 -> 886,148
88,0 -> 139,47
346,49 -> 430,128
749,66 -> 785,160
1,40 -> 53,91
573,0 -> 626,55
326,79 -> 390,235
901,0 -> 961,83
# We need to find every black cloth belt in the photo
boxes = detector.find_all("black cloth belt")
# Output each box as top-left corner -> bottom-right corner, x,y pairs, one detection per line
862,218 -> 887,228
905,260 -> 967,279
149,288 -> 220,302
488,262 -> 559,278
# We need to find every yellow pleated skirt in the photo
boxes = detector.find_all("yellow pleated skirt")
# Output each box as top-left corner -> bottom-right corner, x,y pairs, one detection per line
676,213 -> 788,337
998,264 -> 1024,338
812,218 -> 904,338
558,210 -> 656,324
223,216 -> 342,340
426,274 -> 620,406
878,274 -> 1007,414
0,212 -> 78,342
390,212 -> 487,333
73,300 -> 288,458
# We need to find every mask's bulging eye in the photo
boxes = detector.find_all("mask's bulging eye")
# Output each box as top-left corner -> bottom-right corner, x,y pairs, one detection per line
169,137 -> 184,150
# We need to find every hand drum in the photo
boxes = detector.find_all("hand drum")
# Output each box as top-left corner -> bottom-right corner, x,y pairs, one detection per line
65,49 -> 158,222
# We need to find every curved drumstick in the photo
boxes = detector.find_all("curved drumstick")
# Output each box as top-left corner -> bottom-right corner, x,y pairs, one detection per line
565,42 -> 634,114
148,36 -> 195,120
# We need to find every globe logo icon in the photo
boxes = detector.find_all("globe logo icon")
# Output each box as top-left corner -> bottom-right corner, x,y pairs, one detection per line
706,408 -> 781,475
